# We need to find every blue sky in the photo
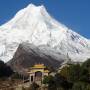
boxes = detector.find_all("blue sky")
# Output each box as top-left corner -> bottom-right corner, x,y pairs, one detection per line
0,0 -> 90,38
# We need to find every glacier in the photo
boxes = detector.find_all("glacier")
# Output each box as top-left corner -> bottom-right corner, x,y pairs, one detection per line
0,4 -> 90,62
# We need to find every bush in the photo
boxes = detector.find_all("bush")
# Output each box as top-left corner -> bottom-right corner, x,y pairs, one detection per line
30,82 -> 39,90
11,72 -> 21,79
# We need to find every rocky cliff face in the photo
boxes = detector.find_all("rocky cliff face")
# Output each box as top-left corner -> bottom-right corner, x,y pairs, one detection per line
8,43 -> 65,72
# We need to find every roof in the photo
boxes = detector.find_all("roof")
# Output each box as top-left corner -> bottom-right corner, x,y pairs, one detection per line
31,64 -> 46,69
44,70 -> 49,73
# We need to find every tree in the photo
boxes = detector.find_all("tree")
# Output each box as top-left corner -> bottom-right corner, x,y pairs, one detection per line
43,75 -> 57,90
54,73 -> 73,90
86,84 -> 90,90
72,82 -> 89,90
0,60 -> 13,78
60,64 -> 81,82
60,66 -> 70,80
80,58 -> 90,83
80,68 -> 89,82
82,58 -> 90,68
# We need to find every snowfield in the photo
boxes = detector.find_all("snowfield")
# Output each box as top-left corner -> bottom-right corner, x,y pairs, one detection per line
0,4 -> 90,62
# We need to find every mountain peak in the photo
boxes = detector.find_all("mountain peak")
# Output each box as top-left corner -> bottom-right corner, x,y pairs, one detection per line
25,3 -> 45,13
26,3 -> 45,9
2,4 -> 48,28
0,4 -> 90,62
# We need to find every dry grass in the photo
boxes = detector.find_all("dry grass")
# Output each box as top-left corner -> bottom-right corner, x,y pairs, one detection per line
0,78 -> 22,90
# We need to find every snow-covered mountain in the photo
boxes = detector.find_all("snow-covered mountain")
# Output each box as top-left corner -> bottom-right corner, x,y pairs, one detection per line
0,4 -> 90,62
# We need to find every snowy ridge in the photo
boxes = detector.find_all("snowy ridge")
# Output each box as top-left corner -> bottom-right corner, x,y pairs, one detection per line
0,4 -> 90,62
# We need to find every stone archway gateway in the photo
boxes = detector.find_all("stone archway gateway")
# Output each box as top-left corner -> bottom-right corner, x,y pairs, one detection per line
35,71 -> 42,81
27,64 -> 49,85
